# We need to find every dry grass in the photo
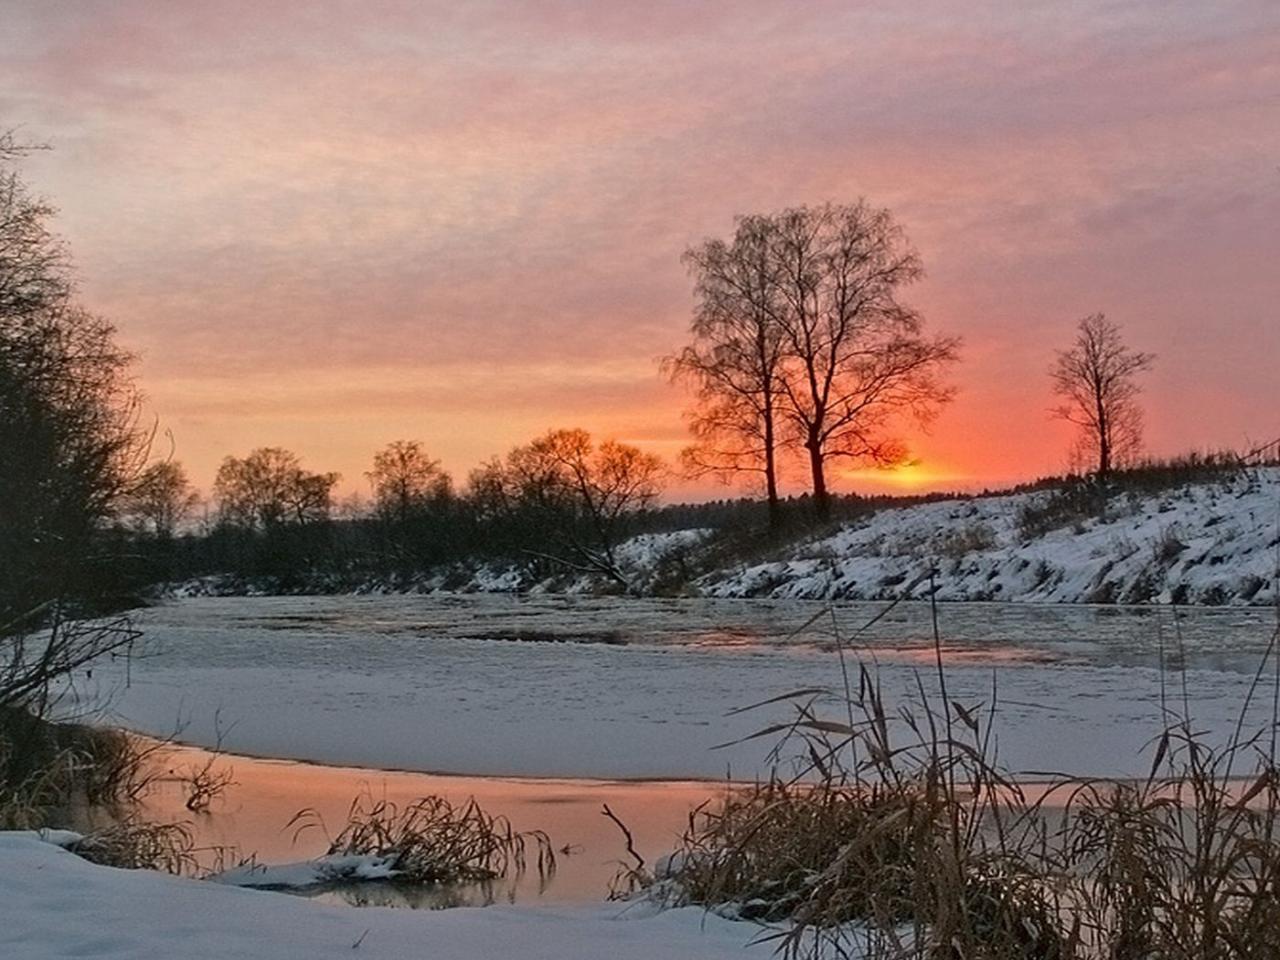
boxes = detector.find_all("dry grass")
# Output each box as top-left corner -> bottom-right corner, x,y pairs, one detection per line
177,758 -> 235,813
65,817 -> 196,874
0,708 -> 159,829
634,589 -> 1280,960
290,792 -> 556,886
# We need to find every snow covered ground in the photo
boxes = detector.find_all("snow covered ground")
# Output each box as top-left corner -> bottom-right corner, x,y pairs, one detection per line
703,468 -> 1280,605
0,833 -> 776,959
74,594 -> 1280,781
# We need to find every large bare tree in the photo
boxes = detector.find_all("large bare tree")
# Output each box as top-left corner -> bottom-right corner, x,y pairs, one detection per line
1,131 -> 146,736
471,428 -> 664,586
1051,313 -> 1154,480
214,447 -> 339,530
768,202 -> 958,521
666,216 -> 787,529
366,440 -> 451,525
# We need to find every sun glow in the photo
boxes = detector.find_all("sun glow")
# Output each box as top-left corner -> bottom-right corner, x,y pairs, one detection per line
838,462 -> 959,492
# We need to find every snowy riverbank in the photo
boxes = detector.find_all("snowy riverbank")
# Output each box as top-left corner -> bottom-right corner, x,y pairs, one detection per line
703,468 -> 1280,605
169,469 -> 1280,607
0,833 -> 773,959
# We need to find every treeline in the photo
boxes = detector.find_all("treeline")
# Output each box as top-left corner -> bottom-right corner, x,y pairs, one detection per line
119,436 -> 993,592
122,431 -> 669,590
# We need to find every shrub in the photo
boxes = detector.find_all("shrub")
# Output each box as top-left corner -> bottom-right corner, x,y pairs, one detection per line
0,706 -> 156,829
932,521 -> 998,559
1017,483 -> 1108,540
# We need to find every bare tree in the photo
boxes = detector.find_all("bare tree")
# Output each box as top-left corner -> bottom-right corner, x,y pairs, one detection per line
213,448 -> 339,530
1051,313 -> 1154,480
122,461 -> 200,538
366,440 -> 451,525
0,132 -> 63,323
768,202 -> 959,521
475,428 -> 664,586
666,216 -> 787,530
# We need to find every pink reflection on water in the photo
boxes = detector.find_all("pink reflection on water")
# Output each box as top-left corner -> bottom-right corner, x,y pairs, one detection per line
141,741 -> 723,906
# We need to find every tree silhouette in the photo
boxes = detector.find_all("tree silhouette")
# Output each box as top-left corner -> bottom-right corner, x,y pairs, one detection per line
1051,314 -> 1154,480
667,216 -> 786,529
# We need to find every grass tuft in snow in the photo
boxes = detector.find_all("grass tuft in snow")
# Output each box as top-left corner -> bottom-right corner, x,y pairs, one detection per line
65,816 -> 196,874
289,792 -> 556,887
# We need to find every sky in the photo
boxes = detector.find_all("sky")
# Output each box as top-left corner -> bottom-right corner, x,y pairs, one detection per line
1,1 -> 1277,500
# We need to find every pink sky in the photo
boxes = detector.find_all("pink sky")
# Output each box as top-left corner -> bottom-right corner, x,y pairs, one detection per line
2,1 -> 1277,499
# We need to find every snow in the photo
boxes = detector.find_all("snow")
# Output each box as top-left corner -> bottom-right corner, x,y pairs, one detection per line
0,834 -> 779,959
165,472 -> 1280,605
213,854 -> 402,889
168,528 -> 714,599
703,469 -> 1280,605
73,594 -> 1280,782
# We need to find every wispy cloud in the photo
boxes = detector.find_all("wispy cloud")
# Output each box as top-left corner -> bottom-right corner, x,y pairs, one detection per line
1,0 -> 1276,493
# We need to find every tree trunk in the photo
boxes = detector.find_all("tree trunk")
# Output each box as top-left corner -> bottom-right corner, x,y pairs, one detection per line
1094,383 -> 1110,481
763,414 -> 781,531
807,438 -> 829,522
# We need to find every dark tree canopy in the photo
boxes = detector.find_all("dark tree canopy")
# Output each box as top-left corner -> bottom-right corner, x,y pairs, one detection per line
366,440 -> 451,524
467,428 -> 664,586
214,447 -> 339,531
0,132 -> 146,622
121,460 -> 200,539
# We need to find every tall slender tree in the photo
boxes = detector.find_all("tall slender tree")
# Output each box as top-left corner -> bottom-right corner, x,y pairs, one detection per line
767,202 -> 958,521
666,216 -> 786,529
1051,313 -> 1154,480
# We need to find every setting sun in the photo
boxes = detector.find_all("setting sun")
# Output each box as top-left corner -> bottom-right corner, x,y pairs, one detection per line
838,462 -> 963,493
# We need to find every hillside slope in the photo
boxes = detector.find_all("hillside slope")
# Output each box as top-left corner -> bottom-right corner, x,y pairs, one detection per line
699,468 -> 1280,606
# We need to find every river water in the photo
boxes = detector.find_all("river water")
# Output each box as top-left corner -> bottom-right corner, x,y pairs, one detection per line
77,594 -> 1275,907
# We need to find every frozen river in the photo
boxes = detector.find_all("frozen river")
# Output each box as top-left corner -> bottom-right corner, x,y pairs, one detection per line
84,594 -> 1280,781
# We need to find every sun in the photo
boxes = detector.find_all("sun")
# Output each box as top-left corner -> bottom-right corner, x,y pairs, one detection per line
837,461 -> 956,492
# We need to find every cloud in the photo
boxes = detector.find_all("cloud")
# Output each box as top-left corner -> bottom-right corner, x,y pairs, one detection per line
1,0 -> 1277,495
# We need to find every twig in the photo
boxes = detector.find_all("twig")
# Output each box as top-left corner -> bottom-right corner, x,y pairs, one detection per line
601,804 -> 644,871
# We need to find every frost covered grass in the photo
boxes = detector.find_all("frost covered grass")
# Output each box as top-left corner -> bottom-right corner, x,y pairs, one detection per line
629,598 -> 1280,960
286,793 -> 556,887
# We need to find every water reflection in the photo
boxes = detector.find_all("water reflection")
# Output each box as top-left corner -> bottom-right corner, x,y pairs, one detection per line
141,741 -> 721,907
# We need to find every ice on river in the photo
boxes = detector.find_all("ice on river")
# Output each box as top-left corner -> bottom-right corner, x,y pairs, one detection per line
76,594 -> 1280,781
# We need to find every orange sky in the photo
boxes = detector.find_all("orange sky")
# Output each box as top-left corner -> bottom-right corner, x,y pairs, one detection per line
2,1 -> 1277,499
